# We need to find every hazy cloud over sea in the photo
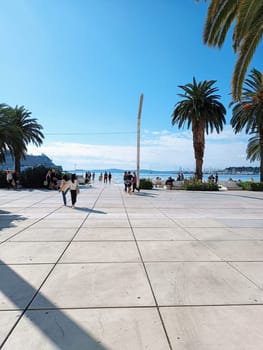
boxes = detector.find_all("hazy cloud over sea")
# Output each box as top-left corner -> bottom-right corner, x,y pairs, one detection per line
27,126 -> 257,171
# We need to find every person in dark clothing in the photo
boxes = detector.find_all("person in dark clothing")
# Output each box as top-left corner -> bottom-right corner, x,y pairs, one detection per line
69,173 -> 79,208
165,176 -> 174,189
126,171 -> 133,194
123,171 -> 128,192
132,172 -> 140,192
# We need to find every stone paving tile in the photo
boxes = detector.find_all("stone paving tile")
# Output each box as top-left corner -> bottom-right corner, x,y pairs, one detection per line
9,228 -> 77,242
145,262 -> 263,306
1,308 -> 171,350
0,264 -> 54,310
185,227 -> 263,240
138,241 -> 221,261
127,212 -> 168,218
176,219 -> 227,228
30,219 -> 83,228
73,227 -> 134,241
0,228 -> 24,242
81,219 -> 130,228
0,311 -> 21,344
0,242 -> 68,263
230,262 -> 263,289
205,240 -> 263,261
162,208 -> 263,219
60,241 -> 141,263
161,305 -> 263,350
0,187 -> 263,349
30,263 -> 155,309
216,218 -> 263,228
133,227 -> 194,241
129,218 -> 179,228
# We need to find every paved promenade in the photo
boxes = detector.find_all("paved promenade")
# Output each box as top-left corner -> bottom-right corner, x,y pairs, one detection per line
0,182 -> 263,349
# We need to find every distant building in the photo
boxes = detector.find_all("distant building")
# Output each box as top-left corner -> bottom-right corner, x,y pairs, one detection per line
0,152 -> 62,171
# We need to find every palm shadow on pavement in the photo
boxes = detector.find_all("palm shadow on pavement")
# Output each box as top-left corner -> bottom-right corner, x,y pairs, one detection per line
0,260 -> 108,350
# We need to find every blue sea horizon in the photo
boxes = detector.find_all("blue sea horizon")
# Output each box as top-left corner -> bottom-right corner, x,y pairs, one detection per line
74,169 -> 260,185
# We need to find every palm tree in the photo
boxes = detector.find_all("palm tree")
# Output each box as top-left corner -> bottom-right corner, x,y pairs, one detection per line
231,68 -> 263,181
6,105 -> 44,174
172,78 -> 226,180
0,104 -> 21,163
197,0 -> 263,101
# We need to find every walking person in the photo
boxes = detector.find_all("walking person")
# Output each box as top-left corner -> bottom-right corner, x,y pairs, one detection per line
59,174 -> 70,206
6,170 -> 13,190
12,171 -> 18,189
126,171 -> 133,194
104,171 -> 108,183
132,172 -> 140,192
45,169 -> 52,189
69,173 -> 79,208
108,172 -> 112,184
123,171 -> 128,192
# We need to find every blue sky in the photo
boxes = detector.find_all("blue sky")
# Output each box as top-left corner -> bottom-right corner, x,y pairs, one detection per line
1,0 -> 262,171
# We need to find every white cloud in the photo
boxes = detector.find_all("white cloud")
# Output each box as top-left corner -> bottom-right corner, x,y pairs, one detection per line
27,128 -> 259,171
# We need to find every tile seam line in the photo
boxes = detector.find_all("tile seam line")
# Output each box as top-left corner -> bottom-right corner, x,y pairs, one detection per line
120,187 -> 173,350
0,186 -> 105,349
2,303 -> 263,313
227,261 -> 263,292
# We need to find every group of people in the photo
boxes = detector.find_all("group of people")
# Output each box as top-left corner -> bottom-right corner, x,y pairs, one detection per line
98,171 -> 112,183
44,169 -> 80,207
123,171 -> 140,193
85,171 -> 95,184
59,173 -> 80,208
208,173 -> 218,183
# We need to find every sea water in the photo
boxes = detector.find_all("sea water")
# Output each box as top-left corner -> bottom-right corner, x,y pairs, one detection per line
92,171 -> 260,184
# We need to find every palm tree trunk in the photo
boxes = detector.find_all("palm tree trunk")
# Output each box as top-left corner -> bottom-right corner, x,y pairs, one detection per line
195,158 -> 203,181
15,154 -> 21,176
192,123 -> 205,181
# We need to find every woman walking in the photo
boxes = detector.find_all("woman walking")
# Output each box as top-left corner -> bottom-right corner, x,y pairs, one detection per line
59,174 -> 70,206
69,173 -> 79,208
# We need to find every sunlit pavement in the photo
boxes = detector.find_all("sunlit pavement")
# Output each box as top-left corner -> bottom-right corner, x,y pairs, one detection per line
0,182 -> 263,350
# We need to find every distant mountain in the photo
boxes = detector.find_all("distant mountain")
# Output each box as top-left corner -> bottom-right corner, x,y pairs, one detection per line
66,167 -> 260,175
0,151 -> 61,171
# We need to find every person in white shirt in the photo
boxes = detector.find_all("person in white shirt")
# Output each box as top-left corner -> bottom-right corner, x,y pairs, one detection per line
69,173 -> 79,208
6,170 -> 13,190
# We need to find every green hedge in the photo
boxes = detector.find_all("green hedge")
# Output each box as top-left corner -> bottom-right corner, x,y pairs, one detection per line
250,182 -> 263,191
20,166 -> 50,188
0,171 -> 7,188
237,181 -> 251,190
238,181 -> 263,191
184,181 -> 219,191
139,178 -> 153,189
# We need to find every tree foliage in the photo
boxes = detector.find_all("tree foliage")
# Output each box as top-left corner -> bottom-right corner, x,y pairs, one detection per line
172,78 -> 226,180
231,68 -> 263,181
197,0 -> 263,101
0,104 -> 44,174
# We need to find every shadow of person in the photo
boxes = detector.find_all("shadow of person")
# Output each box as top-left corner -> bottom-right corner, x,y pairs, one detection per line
0,261 -> 108,350
134,192 -> 157,198
74,207 -> 107,214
